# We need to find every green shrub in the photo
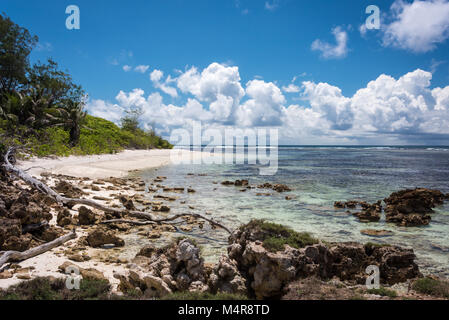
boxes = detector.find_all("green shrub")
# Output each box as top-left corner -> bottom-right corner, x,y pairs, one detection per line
366,287 -> 397,298
30,127 -> 71,157
412,277 -> 449,298
0,277 -> 111,300
0,277 -> 65,300
245,220 -> 318,252
69,279 -> 111,300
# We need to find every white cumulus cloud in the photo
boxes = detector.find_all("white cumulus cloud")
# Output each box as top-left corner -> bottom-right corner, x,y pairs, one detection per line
87,62 -> 449,144
236,80 -> 286,127
383,0 -> 449,53
311,26 -> 348,59
150,69 -> 178,98
282,83 -> 301,93
177,63 -> 245,123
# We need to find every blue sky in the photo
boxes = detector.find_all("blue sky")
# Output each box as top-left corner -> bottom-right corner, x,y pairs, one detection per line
3,0 -> 449,144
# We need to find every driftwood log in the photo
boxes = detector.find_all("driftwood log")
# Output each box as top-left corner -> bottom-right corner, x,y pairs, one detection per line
0,230 -> 76,270
3,147 -> 232,234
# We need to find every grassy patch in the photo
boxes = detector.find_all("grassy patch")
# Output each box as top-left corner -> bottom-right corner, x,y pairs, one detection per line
161,292 -> 248,300
1,115 -> 172,158
0,277 -> 111,300
0,277 -> 249,301
245,220 -> 318,252
412,277 -> 449,298
366,287 -> 397,298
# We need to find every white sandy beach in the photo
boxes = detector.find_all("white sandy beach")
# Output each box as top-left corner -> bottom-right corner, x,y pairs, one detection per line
17,149 -> 205,179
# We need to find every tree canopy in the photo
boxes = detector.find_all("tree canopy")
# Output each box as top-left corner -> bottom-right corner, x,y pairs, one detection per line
0,13 -> 38,97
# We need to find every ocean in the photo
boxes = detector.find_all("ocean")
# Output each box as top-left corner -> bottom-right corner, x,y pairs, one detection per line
136,146 -> 449,276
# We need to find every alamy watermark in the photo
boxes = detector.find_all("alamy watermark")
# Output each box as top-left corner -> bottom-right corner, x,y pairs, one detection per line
66,5 -> 80,30
365,265 -> 380,289
65,265 -> 81,290
365,5 -> 380,30
169,121 -> 279,176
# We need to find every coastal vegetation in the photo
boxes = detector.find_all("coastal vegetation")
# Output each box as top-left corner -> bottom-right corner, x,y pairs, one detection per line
412,277 -> 449,298
0,277 -> 112,300
0,277 -> 246,300
366,287 -> 398,298
0,13 -> 172,158
242,219 -> 318,252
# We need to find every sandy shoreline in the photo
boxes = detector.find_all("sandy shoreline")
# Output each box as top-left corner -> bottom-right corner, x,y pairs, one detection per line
17,149 -> 203,179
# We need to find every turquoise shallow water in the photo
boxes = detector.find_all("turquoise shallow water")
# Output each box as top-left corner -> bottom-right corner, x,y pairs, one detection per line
139,146 -> 449,277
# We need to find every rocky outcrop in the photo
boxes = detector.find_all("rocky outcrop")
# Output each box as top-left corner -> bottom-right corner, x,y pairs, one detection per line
119,196 -> 136,211
57,208 -> 74,227
257,183 -> 292,192
86,228 -> 125,248
227,222 -> 421,299
0,225 -> 32,251
335,188 -> 447,226
54,180 -> 84,198
78,206 -> 96,225
3,191 -> 52,225
36,225 -> 64,242
353,201 -> 382,222
384,188 -> 445,226
234,180 -> 249,187
208,255 -> 247,295
116,239 -> 209,297
0,218 -> 22,249
0,180 -> 61,252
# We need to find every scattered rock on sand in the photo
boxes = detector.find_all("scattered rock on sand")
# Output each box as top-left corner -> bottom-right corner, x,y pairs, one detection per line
90,184 -> 101,191
152,205 -> 170,212
86,228 -> 125,248
0,218 -> 22,249
119,196 -> 136,211
54,180 -> 84,198
0,271 -> 13,279
57,208 -> 74,227
58,261 -> 108,282
78,206 -> 97,225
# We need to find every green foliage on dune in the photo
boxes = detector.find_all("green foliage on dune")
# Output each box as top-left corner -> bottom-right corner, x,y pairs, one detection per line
75,115 -> 172,155
1,114 -> 172,157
